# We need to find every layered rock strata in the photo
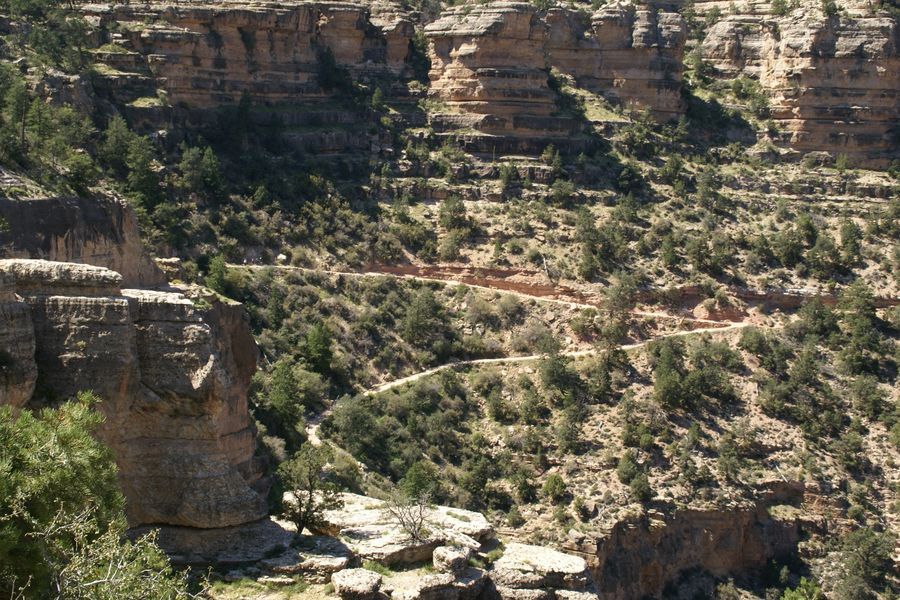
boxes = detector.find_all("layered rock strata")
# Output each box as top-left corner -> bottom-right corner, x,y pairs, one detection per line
82,0 -> 413,108
569,501 -> 802,599
424,1 -> 685,151
0,259 -> 266,529
0,194 -> 165,288
700,9 -> 898,165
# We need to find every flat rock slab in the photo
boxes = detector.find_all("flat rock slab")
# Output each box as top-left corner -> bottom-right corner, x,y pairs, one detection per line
136,518 -> 295,567
310,493 -> 494,567
387,567 -> 486,600
491,543 -> 591,591
259,535 -> 351,580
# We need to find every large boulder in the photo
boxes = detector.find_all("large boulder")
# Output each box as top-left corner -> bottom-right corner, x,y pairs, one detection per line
311,493 -> 494,567
332,568 -> 383,600
490,543 -> 591,591
434,545 -> 471,574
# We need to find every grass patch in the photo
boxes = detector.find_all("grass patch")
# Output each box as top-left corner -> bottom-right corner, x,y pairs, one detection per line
362,559 -> 392,576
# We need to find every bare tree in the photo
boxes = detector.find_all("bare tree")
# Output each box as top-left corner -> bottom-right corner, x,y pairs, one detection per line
384,492 -> 431,544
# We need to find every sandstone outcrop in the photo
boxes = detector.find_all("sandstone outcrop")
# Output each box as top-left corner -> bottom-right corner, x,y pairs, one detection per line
571,502 -> 802,599
0,259 -> 266,529
311,492 -> 494,565
491,543 -> 593,597
700,8 -> 898,165
83,0 -> 412,108
0,194 -> 165,288
424,1 -> 685,152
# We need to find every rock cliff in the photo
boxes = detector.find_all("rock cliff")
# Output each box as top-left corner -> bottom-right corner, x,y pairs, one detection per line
0,194 -> 166,288
700,6 -> 898,165
0,259 -> 267,529
73,0 -> 897,162
424,1 -> 685,152
83,0 -> 411,108
568,499 -> 802,599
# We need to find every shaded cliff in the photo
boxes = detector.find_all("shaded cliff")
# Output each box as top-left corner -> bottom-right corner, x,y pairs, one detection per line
0,259 -> 267,529
571,501 -> 802,599
0,194 -> 166,288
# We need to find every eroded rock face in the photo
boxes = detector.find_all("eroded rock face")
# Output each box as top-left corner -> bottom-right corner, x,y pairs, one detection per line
424,0 -> 685,149
0,272 -> 36,408
0,259 -> 266,529
0,195 -> 166,288
571,504 -> 801,599
82,0 -> 411,108
701,10 -> 898,166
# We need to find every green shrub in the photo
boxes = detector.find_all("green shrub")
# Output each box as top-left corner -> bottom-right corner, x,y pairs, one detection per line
0,395 -> 190,598
542,473 -> 567,504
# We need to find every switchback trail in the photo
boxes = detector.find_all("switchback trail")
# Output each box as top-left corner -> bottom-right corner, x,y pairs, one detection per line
305,321 -> 751,445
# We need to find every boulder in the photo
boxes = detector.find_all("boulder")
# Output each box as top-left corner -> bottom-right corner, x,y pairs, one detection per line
332,568 -> 383,600
312,493 -> 493,567
389,568 -> 486,600
434,545 -> 471,573
490,543 -> 590,590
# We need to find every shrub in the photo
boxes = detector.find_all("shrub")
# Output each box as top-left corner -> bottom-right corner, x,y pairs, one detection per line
278,444 -> 344,533
542,474 -> 567,504
616,450 -> 640,484
0,395 -> 190,598
629,473 -> 653,502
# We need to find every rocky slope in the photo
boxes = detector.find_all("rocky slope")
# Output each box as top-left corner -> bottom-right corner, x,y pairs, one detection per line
0,259 -> 267,529
699,4 -> 898,166
197,489 -> 807,599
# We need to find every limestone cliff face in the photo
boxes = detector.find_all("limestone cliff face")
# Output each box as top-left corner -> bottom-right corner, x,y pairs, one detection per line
84,0 -> 412,108
568,499 -> 801,599
0,195 -> 165,288
0,259 -> 267,529
551,3 -> 686,118
701,9 -> 898,165
424,0 -> 686,145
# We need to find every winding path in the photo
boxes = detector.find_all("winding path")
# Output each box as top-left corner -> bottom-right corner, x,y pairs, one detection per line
230,262 -> 761,446
304,321 -> 750,445
230,262 -> 734,327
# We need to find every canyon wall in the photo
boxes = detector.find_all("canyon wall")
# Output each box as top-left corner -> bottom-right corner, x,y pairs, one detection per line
700,6 -> 898,165
568,498 -> 802,599
424,1 -> 685,152
0,195 -> 166,288
0,259 -> 267,529
85,0 -> 412,108
75,0 -> 896,162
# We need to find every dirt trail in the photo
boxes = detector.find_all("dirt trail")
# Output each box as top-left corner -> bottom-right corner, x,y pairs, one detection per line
305,321 -> 750,445
231,263 -> 735,327
366,321 -> 750,395
232,262 -> 900,311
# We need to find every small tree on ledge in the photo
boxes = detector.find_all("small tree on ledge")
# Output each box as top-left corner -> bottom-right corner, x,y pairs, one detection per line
279,444 -> 343,535
385,491 -> 431,544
